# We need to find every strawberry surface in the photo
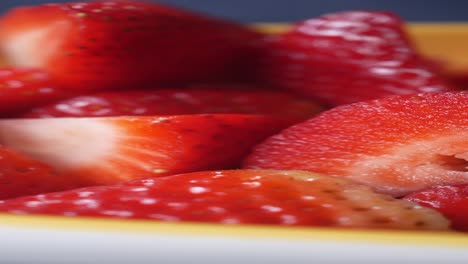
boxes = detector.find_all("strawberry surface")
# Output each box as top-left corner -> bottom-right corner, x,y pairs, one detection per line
404,185 -> 468,232
0,67 -> 72,116
0,1 -> 261,91
20,89 -> 322,121
0,170 -> 449,230
243,92 -> 468,197
0,114 -> 286,186
257,11 -> 453,106
0,145 -> 75,199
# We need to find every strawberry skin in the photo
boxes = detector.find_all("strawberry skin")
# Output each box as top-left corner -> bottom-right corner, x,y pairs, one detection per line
0,114 -> 286,186
0,1 -> 261,91
404,185 -> 468,232
258,11 -> 453,106
0,169 -> 449,230
0,145 -> 75,199
243,92 -> 468,197
0,67 -> 72,116
20,89 -> 323,122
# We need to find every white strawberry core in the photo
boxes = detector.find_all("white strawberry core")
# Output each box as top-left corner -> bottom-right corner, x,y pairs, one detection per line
0,118 -> 118,169
348,134 -> 468,196
2,20 -> 70,67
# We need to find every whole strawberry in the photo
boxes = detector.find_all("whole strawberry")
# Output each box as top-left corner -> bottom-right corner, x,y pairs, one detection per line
0,1 -> 261,91
0,170 -> 449,230
258,11 -> 454,106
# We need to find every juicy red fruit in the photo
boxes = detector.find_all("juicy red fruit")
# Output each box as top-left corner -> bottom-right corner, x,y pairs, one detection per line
0,114 -> 287,186
20,89 -> 323,122
404,185 -> 468,232
0,145 -> 75,199
0,67 -> 71,116
0,1 -> 262,91
0,170 -> 449,230
258,11 -> 453,106
243,92 -> 468,197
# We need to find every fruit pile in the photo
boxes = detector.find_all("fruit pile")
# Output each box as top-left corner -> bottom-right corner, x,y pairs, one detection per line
0,1 -> 466,232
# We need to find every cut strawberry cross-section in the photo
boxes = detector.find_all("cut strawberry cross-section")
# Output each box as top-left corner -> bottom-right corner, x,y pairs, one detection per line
0,114 -> 286,186
244,92 -> 468,197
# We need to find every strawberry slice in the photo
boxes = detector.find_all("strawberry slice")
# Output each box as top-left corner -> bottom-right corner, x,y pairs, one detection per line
0,145 -> 75,200
0,169 -> 449,230
0,67 -> 72,116
0,1 -> 261,91
404,185 -> 468,232
20,89 -> 323,122
258,11 -> 453,106
0,114 -> 286,186
243,92 -> 468,197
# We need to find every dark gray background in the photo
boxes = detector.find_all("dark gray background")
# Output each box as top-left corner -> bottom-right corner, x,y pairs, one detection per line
1,0 -> 467,22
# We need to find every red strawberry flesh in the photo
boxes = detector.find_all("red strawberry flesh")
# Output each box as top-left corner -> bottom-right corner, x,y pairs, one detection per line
0,114 -> 287,186
243,92 -> 468,197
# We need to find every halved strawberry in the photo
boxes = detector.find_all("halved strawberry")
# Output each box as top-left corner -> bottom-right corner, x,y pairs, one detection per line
0,1 -> 261,91
0,169 -> 449,230
257,11 -> 453,106
404,185 -> 468,232
20,89 -> 323,122
243,92 -> 468,197
0,114 -> 286,186
0,145 -> 75,199
0,67 -> 72,116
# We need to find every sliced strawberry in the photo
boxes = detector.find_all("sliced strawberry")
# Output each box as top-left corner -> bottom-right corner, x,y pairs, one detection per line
257,11 -> 453,106
0,169 -> 449,230
0,67 -> 73,116
404,185 -> 468,232
0,1 -> 261,91
243,92 -> 468,197
20,89 -> 323,122
0,145 -> 76,199
0,114 -> 286,186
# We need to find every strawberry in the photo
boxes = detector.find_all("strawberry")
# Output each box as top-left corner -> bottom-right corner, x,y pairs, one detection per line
404,185 -> 468,232
20,89 -> 323,122
258,11 -> 453,106
0,114 -> 286,186
0,169 -> 449,230
0,67 -> 72,116
243,92 -> 468,197
0,1 -> 261,91
0,145 -> 75,200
